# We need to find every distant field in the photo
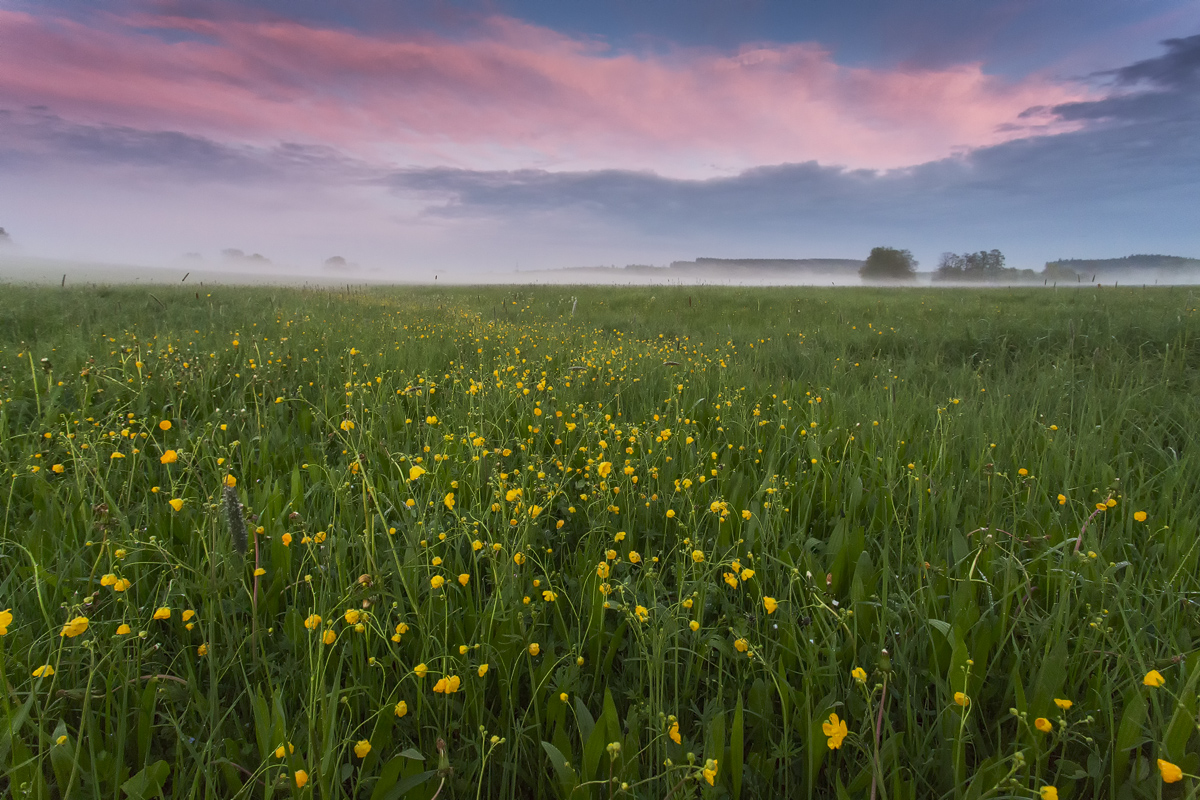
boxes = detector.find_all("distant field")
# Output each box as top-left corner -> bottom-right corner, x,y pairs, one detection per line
1,284 -> 1198,799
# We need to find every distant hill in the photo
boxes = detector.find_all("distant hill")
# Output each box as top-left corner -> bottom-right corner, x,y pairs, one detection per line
1045,254 -> 1200,273
669,258 -> 864,271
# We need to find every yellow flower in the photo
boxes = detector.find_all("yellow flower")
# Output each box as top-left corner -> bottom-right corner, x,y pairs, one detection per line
1031,716 -> 1052,732
443,492 -> 455,510
160,450 -> 178,464
223,475 -> 237,488
182,610 -> 195,622
1057,494 -> 1066,505
304,614 -> 322,630
430,575 -> 446,589
344,609 -> 362,624
691,549 -> 705,563
822,713 -> 848,749
294,770 -> 309,788
723,572 -> 738,588
113,578 -> 131,592
323,629 -> 337,645
116,624 -> 131,635
57,735 -> 68,745
1040,787 -> 1058,800
409,465 -> 426,481
513,552 -> 526,565
763,597 -> 778,614
414,663 -> 428,678
197,643 -> 209,657
1159,759 -> 1183,783
954,692 -> 970,707
478,663 -> 489,677
33,665 -> 55,677
596,562 -> 610,579
851,667 -> 867,683
1134,511 -> 1147,522
159,420 -> 172,431
597,462 -> 612,478
395,700 -> 408,717
254,568 -> 266,577
153,607 -> 171,620
1053,698 -> 1073,710
59,618 -> 88,642
426,415 -> 438,425
543,590 -> 557,602
1144,669 -> 1166,687
635,605 -> 649,623
0,608 -> 11,635
529,505 -> 543,518
742,509 -> 752,520
559,691 -> 569,703
740,568 -> 755,581
689,620 -> 700,631
529,642 -> 541,656
669,721 -> 681,744
101,573 -> 117,587
169,498 -> 184,512
282,532 -> 292,546
628,551 -> 641,564
702,758 -> 718,786
354,740 -> 371,759
52,463 -> 64,473
458,573 -> 470,586
734,638 -> 749,652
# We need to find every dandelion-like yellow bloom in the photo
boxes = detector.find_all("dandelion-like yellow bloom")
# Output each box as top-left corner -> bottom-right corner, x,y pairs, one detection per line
634,605 -> 649,623
734,638 -> 749,652
513,552 -> 526,565
430,575 -> 446,589
197,643 -> 209,657
444,492 -> 455,510
597,462 -> 612,478
742,509 -> 752,520
1053,698 -> 1073,710
763,597 -> 778,614
954,692 -> 970,707
529,642 -> 541,656
340,420 -> 355,431
304,614 -> 322,630
282,532 -> 292,546
689,620 -> 700,631
691,549 -> 705,563
1034,717 -> 1052,733
1040,787 -> 1058,800
113,578 -> 131,592
409,465 -> 426,481
666,509 -> 676,519
1159,759 -> 1183,783
740,568 -> 755,581
1134,511 -> 1148,522
223,475 -> 237,488
702,759 -> 718,786
822,713 -> 848,749
33,665 -> 55,677
542,590 -> 557,602
1144,670 -> 1165,687
723,573 -> 738,588
0,608 -> 11,636
182,609 -> 195,622
596,562 -> 610,579
52,464 -> 64,473
294,771 -> 308,789
478,663 -> 489,677
414,663 -> 428,678
169,498 -> 184,512
160,450 -> 178,464
158,420 -> 172,431
458,574 -> 470,586
101,574 -> 117,587
669,721 -> 681,744
559,692 -> 569,703
354,740 -> 371,758
116,624 -> 131,635
153,607 -> 171,621
628,551 -> 641,564
323,629 -> 337,645
851,667 -> 867,683
395,700 -> 408,717
1057,494 -> 1066,505
344,609 -> 362,624
254,568 -> 266,577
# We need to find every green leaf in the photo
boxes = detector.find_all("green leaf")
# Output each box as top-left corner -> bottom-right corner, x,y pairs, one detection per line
730,695 -> 745,800
121,760 -> 170,800
374,769 -> 437,800
541,741 -> 579,798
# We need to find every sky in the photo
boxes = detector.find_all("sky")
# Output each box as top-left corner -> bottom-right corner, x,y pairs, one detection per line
0,0 -> 1198,275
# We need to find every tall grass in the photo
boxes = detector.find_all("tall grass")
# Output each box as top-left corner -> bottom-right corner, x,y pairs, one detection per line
1,283 -> 1198,799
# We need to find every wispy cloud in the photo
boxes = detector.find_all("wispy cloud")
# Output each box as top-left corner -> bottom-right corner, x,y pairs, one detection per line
0,7 -> 1094,176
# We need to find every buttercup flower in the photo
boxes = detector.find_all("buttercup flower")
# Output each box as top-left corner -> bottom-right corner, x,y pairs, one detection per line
478,664 -> 489,677
763,597 -> 778,614
33,665 -> 55,677
1035,717 -> 1052,733
354,740 -> 371,758
822,713 -> 848,749
954,692 -> 970,707
1040,787 -> 1058,800
1158,759 -> 1183,783
529,642 -> 541,656
851,667 -> 867,683
294,771 -> 309,788
669,721 -> 681,744
1053,698 -> 1073,710
0,609 -> 13,635
153,607 -> 171,620
60,616 -> 89,638
395,700 -> 408,717
1144,670 -> 1166,687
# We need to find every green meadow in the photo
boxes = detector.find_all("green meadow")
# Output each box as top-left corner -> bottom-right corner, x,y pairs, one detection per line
1,283 -> 1199,799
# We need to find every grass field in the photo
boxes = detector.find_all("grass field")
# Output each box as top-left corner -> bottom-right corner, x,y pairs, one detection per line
1,283 -> 1199,800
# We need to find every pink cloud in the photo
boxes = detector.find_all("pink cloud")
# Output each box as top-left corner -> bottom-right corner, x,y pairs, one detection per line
0,8 -> 1095,175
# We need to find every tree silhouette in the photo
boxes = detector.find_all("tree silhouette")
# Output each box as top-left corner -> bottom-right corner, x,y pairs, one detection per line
860,247 -> 917,280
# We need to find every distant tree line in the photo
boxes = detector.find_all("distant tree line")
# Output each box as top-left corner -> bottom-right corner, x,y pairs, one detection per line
859,247 -> 917,280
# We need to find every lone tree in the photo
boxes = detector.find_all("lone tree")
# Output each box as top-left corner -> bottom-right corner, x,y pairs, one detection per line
860,246 -> 917,280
